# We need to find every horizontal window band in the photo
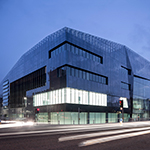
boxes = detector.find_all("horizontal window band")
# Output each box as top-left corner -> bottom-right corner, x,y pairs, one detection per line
58,64 -> 108,79
49,41 -> 103,64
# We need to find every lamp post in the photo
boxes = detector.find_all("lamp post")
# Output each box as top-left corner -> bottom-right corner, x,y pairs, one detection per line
22,97 -> 27,118
78,97 -> 80,124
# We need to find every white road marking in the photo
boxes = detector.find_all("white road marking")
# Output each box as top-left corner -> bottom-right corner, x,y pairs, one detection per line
79,130 -> 150,147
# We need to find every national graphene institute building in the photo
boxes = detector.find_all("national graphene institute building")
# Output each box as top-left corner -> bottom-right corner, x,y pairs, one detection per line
0,27 -> 150,124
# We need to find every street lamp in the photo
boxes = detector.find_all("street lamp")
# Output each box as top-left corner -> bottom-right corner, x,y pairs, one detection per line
22,97 -> 27,118
78,97 -> 80,124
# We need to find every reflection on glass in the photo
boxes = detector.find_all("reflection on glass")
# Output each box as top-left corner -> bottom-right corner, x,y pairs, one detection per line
49,42 -> 103,64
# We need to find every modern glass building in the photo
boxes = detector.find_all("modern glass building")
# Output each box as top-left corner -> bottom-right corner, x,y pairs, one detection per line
0,27 -> 150,124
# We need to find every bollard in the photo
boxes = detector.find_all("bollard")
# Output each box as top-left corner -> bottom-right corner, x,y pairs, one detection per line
120,118 -> 123,125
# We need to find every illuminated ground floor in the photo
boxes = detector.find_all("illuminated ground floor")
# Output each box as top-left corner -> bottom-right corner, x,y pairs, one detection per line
1,87 -> 131,124
36,112 -> 130,124
2,87 -> 147,124
3,104 -> 149,124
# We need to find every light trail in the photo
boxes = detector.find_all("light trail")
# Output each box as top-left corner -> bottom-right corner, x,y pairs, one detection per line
1,120 -> 16,124
59,126 -> 150,142
0,121 -> 34,128
0,125 -> 119,137
0,121 -> 150,129
0,121 -> 150,138
79,130 -> 150,147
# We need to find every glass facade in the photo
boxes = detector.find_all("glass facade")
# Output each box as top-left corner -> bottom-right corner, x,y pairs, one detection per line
10,66 -> 46,108
133,76 -> 150,119
121,82 -> 131,90
108,113 -> 118,123
121,66 -> 131,76
89,113 -> 106,124
37,113 -> 48,122
33,87 -> 107,107
123,113 -> 130,122
35,112 -> 107,125
2,27 -> 150,123
50,112 -> 87,125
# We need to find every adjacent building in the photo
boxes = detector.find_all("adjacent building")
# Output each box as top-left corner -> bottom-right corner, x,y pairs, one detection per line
0,27 -> 150,124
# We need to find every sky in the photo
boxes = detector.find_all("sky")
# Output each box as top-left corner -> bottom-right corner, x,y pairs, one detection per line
0,0 -> 150,82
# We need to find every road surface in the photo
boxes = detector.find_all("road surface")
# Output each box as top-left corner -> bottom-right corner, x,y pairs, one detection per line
0,121 -> 150,150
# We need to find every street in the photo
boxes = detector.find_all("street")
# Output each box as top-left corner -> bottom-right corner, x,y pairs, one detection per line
0,122 -> 150,150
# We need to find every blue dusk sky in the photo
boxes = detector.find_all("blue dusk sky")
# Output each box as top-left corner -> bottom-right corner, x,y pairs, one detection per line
0,0 -> 150,82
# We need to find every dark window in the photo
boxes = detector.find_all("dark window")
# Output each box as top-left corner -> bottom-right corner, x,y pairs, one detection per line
128,69 -> 131,75
10,66 -> 46,108
61,67 -> 66,76
99,57 -> 102,63
49,51 -> 51,58
57,68 -> 60,77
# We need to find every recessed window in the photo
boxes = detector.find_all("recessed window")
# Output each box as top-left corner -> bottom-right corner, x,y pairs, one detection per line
58,65 -> 108,85
48,41 -> 103,64
49,51 -> 51,58
121,82 -> 131,90
121,66 -> 131,76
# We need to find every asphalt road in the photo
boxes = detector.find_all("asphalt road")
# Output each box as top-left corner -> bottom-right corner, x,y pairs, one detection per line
0,122 -> 150,150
